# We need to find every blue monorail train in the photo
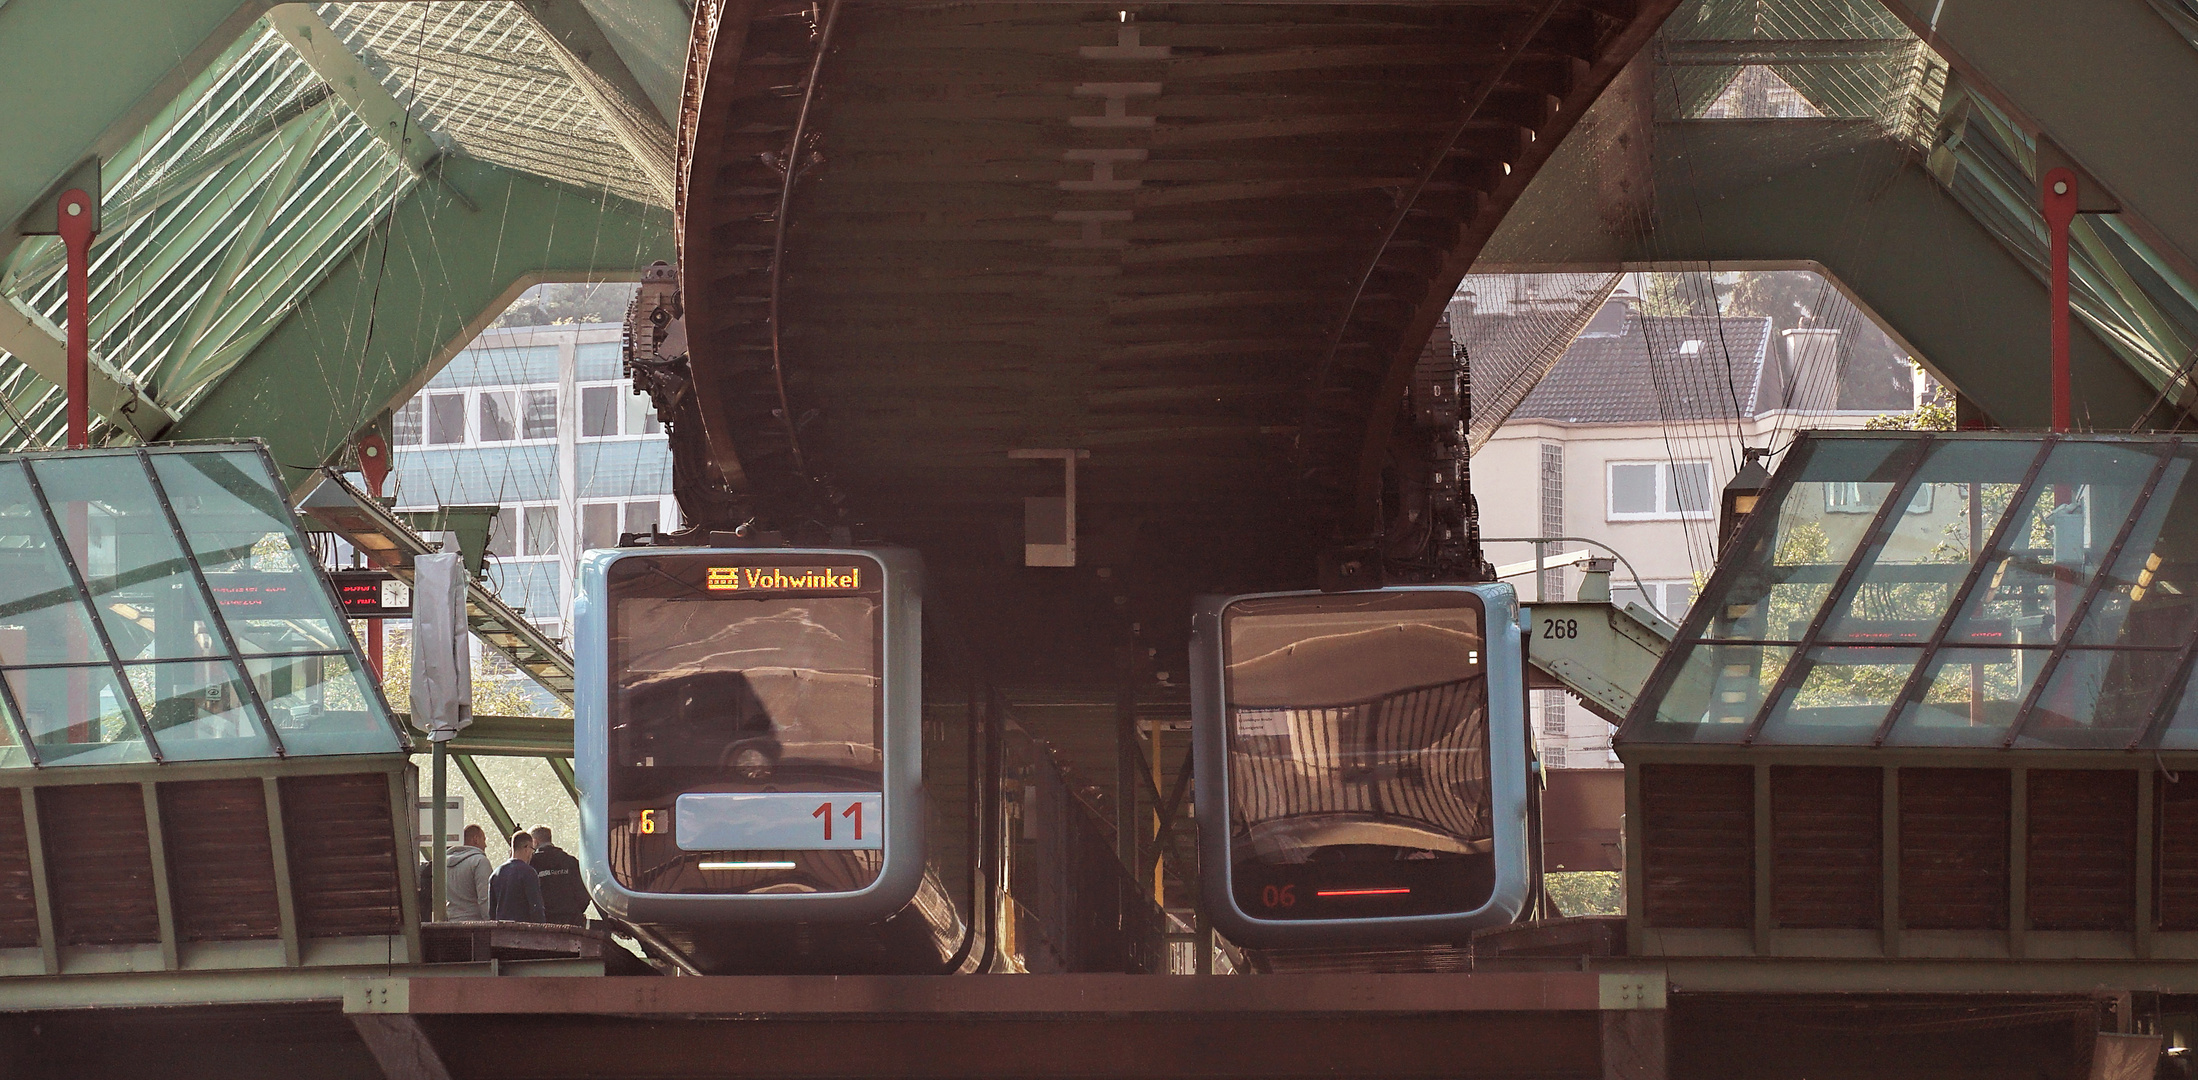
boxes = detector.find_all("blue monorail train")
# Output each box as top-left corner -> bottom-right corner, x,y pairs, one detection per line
573,545 -> 1160,974
1191,584 -> 1533,951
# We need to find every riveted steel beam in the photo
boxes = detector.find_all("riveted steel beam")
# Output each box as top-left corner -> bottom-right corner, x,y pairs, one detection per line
265,3 -> 440,176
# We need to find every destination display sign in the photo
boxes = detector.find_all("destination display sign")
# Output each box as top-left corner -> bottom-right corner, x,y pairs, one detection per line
330,569 -> 410,616
704,565 -> 865,593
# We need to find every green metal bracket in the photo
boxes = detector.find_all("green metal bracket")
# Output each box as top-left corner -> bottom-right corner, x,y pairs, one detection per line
398,713 -> 574,758
395,506 -> 499,578
547,756 -> 579,803
1522,601 -> 1675,725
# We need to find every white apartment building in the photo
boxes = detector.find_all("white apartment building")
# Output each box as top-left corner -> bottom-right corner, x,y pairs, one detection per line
1467,300 -> 1902,765
386,321 -> 677,638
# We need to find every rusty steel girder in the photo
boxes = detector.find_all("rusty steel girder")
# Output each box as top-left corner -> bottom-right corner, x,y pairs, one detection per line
672,0 -> 1681,553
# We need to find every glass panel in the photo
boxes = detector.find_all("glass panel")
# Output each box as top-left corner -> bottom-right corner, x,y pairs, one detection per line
1625,642 -> 1792,742
581,386 -> 619,437
1754,646 -> 1922,745
2071,451 -> 2198,648
581,503 -> 618,551
427,393 -> 466,444
1671,461 -> 1713,514
0,463 -> 103,667
2014,648 -> 2181,748
625,500 -> 660,537
523,389 -> 559,440
489,507 -> 517,558
1821,440 -> 2043,644
624,392 -> 661,436
32,455 -> 224,661
392,399 -> 423,446
0,691 -> 31,768
478,390 -> 519,442
6,665 -> 151,765
127,660 -> 273,761
524,506 -> 560,556
1695,437 -> 1914,641
247,654 -> 401,755
152,451 -> 348,654
2157,656 -> 2198,749
1610,464 -> 1657,516
1949,441 -> 2156,645
1884,646 -> 2046,746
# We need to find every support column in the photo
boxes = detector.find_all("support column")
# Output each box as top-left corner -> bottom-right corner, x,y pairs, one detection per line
1601,1010 -> 1668,1080
56,188 -> 94,448
350,1015 -> 454,1080
556,331 -> 580,627
2042,168 -> 2079,433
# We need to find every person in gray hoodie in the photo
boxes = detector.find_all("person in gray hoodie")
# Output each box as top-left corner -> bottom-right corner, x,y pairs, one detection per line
444,824 -> 494,920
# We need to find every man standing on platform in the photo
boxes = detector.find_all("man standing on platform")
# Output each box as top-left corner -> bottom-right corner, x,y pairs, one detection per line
490,830 -> 546,923
445,824 -> 493,920
529,825 -> 588,926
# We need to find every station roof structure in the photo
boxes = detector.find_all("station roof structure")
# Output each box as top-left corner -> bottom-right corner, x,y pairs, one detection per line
0,0 -> 2191,496
1487,0 -> 2198,431
0,443 -> 402,765
0,0 -> 678,482
1625,430 -> 2198,750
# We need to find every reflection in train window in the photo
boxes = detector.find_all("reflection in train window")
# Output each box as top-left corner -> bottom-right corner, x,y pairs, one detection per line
1221,590 -> 1493,921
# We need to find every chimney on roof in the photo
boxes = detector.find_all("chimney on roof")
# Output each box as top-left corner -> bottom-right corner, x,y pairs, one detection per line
1779,327 -> 1842,413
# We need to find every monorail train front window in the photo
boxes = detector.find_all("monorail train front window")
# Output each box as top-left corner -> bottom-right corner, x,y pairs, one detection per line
1223,590 -> 1493,921
606,555 -> 885,895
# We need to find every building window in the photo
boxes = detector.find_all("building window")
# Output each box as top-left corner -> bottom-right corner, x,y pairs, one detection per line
426,393 -> 466,445
523,506 -> 560,556
581,383 -> 661,438
393,399 -> 423,446
580,386 -> 620,437
1827,482 -> 1934,515
581,502 -> 619,552
473,388 -> 558,444
581,499 -> 666,551
489,507 -> 518,557
625,393 -> 662,436
522,388 -> 558,440
1537,689 -> 1568,769
1608,460 -> 1712,521
1538,444 -> 1564,600
478,391 -> 520,443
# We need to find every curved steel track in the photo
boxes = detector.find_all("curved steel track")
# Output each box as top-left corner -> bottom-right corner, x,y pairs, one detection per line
676,0 -> 1678,560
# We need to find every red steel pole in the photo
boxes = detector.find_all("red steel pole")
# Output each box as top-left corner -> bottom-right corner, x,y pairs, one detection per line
55,189 -> 94,450
2041,167 -> 2078,433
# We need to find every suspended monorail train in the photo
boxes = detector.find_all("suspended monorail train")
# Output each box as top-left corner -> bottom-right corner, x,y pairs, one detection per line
1192,584 -> 1534,951
573,544 -> 1162,974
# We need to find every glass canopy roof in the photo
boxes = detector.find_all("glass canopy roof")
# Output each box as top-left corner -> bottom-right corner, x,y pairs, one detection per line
1621,432 -> 2198,750
0,443 -> 401,766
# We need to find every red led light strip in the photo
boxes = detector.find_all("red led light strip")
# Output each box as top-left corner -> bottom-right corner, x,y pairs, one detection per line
1314,887 -> 1412,897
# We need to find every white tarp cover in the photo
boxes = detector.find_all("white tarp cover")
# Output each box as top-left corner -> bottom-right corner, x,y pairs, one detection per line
411,552 -> 472,741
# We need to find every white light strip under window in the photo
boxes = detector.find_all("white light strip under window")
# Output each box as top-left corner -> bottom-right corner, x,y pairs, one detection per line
698,860 -> 796,871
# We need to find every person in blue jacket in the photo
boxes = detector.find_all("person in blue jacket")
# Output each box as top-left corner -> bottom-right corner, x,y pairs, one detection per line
489,830 -> 546,923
